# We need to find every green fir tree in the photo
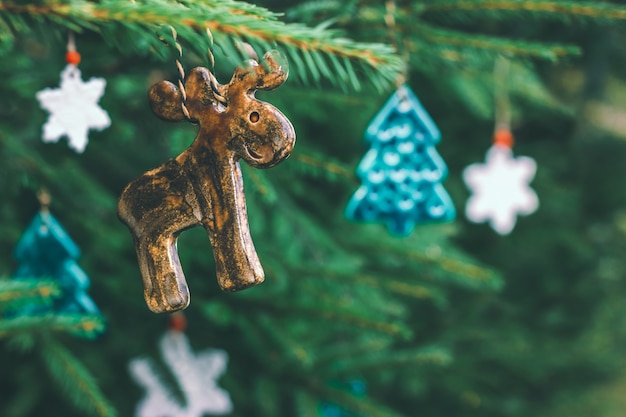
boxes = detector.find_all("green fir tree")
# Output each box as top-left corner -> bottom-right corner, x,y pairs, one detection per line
1,1 -> 626,416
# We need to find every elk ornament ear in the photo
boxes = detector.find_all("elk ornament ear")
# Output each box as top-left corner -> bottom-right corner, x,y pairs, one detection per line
257,50 -> 289,90
228,50 -> 289,99
148,81 -> 186,122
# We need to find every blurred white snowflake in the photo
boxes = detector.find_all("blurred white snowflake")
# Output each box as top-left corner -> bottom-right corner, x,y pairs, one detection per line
463,145 -> 538,235
129,330 -> 233,417
36,64 -> 110,153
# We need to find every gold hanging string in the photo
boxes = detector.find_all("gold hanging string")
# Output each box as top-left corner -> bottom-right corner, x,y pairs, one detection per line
493,55 -> 514,147
168,26 -> 228,121
67,31 -> 76,53
37,188 -> 51,214
169,26 -> 191,120
494,55 -> 512,132
384,0 -> 408,89
64,31 -> 82,66
384,0 -> 397,46
204,28 -> 227,104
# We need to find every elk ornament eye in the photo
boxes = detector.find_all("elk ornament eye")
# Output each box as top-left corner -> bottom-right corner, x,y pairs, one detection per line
249,111 -> 260,123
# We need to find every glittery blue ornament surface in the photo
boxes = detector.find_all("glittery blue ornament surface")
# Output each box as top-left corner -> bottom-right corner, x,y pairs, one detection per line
12,211 -> 101,315
345,85 -> 455,236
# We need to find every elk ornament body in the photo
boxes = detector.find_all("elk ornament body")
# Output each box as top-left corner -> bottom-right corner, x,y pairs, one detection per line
118,51 -> 295,313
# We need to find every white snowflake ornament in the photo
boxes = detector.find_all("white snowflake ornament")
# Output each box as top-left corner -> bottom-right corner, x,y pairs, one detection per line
129,330 -> 233,417
463,144 -> 538,235
36,64 -> 110,153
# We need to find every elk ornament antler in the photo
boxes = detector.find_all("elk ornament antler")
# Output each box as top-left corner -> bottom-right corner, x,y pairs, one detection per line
118,51 -> 295,313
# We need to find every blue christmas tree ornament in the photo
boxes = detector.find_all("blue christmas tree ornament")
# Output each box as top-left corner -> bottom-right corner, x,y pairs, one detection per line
345,85 -> 455,236
12,210 -> 100,316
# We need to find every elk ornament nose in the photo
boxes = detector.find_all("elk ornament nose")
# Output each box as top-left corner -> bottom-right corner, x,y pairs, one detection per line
236,107 -> 296,169
271,111 -> 296,165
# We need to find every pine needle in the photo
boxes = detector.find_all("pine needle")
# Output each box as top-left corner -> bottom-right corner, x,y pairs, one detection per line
0,279 -> 60,309
327,345 -> 453,376
0,314 -> 105,339
0,0 -> 403,89
421,0 -> 626,20
39,337 -> 117,417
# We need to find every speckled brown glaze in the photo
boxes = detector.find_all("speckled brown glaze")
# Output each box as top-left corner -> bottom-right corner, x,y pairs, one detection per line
117,51 -> 295,313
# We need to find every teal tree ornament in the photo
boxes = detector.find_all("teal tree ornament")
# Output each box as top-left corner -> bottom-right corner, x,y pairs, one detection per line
345,85 -> 455,236
12,204 -> 101,316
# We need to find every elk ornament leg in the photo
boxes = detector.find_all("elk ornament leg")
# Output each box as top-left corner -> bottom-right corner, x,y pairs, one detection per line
208,210 -> 265,292
205,159 -> 265,292
136,234 -> 190,313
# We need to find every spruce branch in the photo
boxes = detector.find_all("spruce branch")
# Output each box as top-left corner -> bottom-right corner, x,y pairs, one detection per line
291,151 -> 355,182
241,166 -> 279,204
401,248 -> 501,287
294,389 -> 323,417
282,302 -> 409,337
228,297 -> 412,338
420,0 -> 626,20
303,378 -> 406,417
313,336 -> 392,368
40,337 -> 117,417
256,313 -> 315,368
0,279 -> 60,309
326,345 -> 453,376
411,22 -> 580,61
288,1 -> 606,65
301,266 -> 448,305
0,314 -> 105,339
344,238 -> 503,290
0,0 -> 403,89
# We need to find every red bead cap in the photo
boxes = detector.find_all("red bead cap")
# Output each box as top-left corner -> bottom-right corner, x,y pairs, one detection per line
168,312 -> 187,332
493,129 -> 514,149
66,50 -> 81,66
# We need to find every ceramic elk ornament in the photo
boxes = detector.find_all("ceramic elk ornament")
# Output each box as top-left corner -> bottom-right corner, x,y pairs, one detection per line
118,51 -> 295,313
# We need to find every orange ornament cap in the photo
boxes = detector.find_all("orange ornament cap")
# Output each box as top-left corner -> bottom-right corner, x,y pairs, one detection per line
65,50 -> 81,66
493,129 -> 514,148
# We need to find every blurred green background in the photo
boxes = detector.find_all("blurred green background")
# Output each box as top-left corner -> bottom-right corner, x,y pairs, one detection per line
1,1 -> 626,416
